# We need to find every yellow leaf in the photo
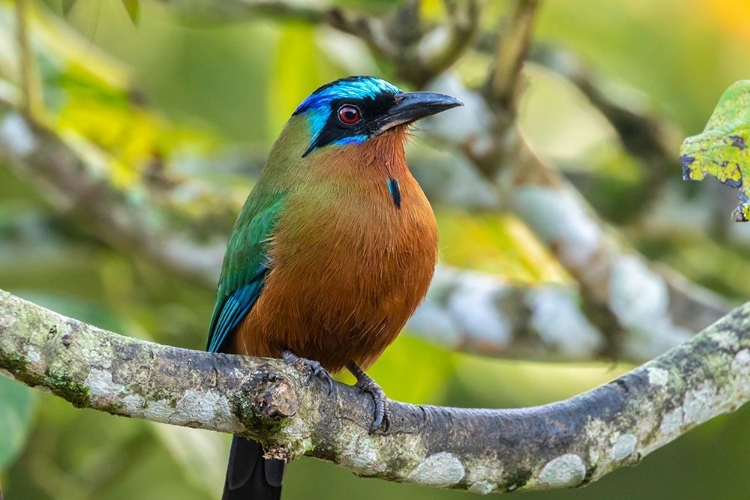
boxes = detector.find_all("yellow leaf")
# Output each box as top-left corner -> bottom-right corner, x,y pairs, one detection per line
268,25 -> 320,140
436,208 -> 571,284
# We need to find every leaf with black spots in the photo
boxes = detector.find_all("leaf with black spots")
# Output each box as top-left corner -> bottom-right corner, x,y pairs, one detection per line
681,81 -> 750,221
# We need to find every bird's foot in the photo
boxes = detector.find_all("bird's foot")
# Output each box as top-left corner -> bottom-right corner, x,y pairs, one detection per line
282,350 -> 333,394
347,362 -> 390,433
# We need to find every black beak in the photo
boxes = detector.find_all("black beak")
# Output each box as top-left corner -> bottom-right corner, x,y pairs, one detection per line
373,91 -> 464,135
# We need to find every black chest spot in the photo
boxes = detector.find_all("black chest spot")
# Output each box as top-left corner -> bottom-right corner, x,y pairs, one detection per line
387,177 -> 401,209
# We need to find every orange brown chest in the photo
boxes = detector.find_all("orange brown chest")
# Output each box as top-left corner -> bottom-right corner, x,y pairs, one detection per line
233,158 -> 438,372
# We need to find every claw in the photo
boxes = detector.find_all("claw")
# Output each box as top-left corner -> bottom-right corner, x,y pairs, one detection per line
282,350 -> 333,394
312,365 -> 334,394
347,362 -> 390,433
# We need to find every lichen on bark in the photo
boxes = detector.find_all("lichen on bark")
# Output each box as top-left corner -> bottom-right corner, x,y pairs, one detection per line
1,288 -> 749,493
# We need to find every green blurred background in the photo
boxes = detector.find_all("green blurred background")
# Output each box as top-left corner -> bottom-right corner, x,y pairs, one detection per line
2,0 -> 750,499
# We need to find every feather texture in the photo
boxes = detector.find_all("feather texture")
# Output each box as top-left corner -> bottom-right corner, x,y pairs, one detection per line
207,194 -> 283,353
230,122 -> 438,372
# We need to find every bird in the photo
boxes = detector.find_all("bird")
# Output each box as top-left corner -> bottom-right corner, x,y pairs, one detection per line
206,75 -> 462,500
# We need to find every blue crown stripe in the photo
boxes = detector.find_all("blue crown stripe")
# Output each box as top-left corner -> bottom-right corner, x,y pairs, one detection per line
294,76 -> 403,156
295,76 -> 402,115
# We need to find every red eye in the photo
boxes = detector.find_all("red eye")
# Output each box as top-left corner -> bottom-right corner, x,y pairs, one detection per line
338,105 -> 361,125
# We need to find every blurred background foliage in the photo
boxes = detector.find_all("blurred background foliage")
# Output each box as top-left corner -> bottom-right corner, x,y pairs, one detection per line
1,0 -> 750,499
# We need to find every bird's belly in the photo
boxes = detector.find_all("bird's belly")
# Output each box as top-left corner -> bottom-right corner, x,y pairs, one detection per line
233,188 -> 438,372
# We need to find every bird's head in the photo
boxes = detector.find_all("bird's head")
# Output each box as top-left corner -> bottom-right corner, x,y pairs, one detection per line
291,76 -> 463,158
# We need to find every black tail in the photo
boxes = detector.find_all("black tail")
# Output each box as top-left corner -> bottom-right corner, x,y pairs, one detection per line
222,437 -> 284,500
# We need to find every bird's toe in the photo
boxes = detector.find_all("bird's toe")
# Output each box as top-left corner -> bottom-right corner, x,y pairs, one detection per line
311,364 -> 334,395
282,350 -> 334,395
357,379 -> 390,433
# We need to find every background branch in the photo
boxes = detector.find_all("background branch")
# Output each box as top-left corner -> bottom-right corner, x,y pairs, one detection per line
426,60 -> 729,360
1,289 -> 749,493
528,45 -> 680,171
486,0 -> 538,114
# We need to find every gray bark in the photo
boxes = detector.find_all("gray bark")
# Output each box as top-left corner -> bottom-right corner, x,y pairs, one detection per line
1,289 -> 748,494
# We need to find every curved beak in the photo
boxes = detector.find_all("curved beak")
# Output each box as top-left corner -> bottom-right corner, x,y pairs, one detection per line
373,91 -> 464,135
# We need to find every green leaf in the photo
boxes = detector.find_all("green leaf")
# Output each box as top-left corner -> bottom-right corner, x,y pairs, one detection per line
268,24 -> 319,140
0,376 -> 37,470
365,334 -> 452,404
121,0 -> 140,23
680,80 -> 750,221
62,0 -> 78,16
151,424 -> 227,497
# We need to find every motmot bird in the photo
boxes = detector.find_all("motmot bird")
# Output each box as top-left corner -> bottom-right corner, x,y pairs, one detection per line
207,76 -> 462,500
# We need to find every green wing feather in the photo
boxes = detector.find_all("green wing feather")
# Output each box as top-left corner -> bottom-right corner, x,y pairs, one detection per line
206,191 -> 285,353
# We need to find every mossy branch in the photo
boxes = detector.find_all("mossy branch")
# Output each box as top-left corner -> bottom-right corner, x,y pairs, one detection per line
1,288 -> 749,494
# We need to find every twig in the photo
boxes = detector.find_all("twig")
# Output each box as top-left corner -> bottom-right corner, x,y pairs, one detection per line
486,0 -> 538,113
0,103 -> 228,286
15,0 -> 38,118
528,44 -> 682,218
159,0 -> 479,87
531,45 -> 679,166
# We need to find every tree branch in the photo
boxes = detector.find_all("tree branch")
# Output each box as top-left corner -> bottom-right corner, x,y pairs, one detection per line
160,0 -> 480,87
415,266 -> 610,362
437,9 -> 731,357
0,103 -> 227,286
1,288 -> 749,493
527,44 -> 680,171
485,0 -> 538,114
427,72 -> 731,361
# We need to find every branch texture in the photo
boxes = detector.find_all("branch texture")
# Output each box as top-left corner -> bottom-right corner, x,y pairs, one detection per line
1,289 -> 748,494
426,73 -> 731,361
